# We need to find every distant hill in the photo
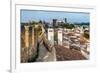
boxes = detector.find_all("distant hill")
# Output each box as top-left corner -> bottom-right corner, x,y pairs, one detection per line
74,22 -> 89,26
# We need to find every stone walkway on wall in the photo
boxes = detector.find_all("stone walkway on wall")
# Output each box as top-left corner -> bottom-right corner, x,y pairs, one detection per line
36,40 -> 56,62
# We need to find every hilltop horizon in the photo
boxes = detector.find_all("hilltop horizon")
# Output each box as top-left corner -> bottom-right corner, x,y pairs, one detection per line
21,10 -> 90,24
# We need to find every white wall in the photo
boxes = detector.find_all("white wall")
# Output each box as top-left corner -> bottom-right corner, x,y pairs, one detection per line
48,28 -> 54,45
0,0 -> 100,73
58,28 -> 63,45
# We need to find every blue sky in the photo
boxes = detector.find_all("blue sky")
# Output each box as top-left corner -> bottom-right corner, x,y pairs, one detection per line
20,10 -> 90,23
